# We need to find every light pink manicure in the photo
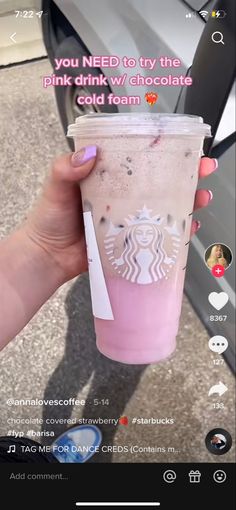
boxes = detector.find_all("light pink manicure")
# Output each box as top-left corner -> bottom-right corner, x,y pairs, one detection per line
194,220 -> 201,232
207,190 -> 213,201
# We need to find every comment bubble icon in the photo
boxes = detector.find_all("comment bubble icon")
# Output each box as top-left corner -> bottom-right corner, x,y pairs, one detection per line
208,336 -> 228,354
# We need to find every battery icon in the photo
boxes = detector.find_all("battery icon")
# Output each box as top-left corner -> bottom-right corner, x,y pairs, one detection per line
211,10 -> 227,18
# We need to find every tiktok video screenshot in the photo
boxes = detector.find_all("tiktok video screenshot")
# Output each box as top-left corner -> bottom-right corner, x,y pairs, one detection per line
0,0 -> 235,507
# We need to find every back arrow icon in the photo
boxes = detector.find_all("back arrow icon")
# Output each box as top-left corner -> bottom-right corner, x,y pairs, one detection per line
10,33 -> 17,43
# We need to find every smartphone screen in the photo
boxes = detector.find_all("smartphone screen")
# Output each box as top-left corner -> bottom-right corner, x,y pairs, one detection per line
0,0 -> 235,508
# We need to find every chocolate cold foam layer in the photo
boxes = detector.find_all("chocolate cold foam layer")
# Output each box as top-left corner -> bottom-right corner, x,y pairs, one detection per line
78,135 -> 201,277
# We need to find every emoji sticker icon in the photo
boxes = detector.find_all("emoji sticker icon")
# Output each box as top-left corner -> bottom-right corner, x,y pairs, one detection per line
119,416 -> 129,426
145,91 -> 158,106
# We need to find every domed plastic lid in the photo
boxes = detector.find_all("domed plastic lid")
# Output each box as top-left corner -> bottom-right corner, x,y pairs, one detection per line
67,112 -> 211,138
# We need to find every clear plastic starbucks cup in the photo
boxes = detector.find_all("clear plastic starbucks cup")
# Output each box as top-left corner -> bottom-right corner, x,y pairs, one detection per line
67,113 -> 211,364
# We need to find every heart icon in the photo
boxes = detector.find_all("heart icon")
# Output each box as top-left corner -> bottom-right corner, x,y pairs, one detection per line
145,91 -> 158,106
208,292 -> 229,310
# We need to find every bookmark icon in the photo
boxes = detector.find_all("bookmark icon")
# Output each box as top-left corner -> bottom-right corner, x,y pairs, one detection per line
83,212 -> 114,320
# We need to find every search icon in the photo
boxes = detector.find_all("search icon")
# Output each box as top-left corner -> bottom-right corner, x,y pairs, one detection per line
211,31 -> 225,44
163,470 -> 177,483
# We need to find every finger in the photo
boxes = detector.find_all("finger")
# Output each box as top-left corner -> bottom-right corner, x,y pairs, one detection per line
191,220 -> 201,237
199,157 -> 218,178
44,147 -> 97,205
52,145 -> 97,183
194,189 -> 213,210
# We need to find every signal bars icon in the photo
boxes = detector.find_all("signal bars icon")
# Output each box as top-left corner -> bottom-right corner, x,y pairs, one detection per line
185,12 -> 196,18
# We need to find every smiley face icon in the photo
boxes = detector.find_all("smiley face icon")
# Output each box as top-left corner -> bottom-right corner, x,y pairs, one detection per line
213,470 -> 227,483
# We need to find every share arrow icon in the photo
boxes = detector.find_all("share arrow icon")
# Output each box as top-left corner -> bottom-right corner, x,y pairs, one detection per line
208,381 -> 228,397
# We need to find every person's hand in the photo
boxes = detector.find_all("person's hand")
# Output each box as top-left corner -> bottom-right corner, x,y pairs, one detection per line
23,146 -> 97,283
218,257 -> 228,268
191,157 -> 218,235
23,151 -> 217,284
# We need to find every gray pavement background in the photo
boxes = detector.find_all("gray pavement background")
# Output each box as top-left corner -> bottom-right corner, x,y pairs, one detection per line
0,60 -> 235,463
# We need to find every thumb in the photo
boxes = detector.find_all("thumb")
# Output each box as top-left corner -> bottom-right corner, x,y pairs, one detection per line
52,145 -> 97,183
71,145 -> 97,180
42,146 -> 97,206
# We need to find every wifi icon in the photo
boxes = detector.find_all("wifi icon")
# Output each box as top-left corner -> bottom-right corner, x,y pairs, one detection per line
200,10 -> 208,18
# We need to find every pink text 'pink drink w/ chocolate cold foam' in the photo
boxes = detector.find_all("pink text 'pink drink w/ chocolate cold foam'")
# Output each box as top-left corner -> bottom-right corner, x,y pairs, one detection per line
67,113 -> 211,364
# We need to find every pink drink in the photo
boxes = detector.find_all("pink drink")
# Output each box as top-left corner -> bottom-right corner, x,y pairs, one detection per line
68,114 -> 210,364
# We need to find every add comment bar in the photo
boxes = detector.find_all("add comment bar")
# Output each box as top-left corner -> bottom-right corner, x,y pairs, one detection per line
75,504 -> 160,507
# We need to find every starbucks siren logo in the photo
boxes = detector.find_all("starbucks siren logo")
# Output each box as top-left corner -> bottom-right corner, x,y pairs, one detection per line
104,205 -> 181,284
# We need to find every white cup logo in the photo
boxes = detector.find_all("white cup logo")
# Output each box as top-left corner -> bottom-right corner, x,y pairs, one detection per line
104,205 -> 181,284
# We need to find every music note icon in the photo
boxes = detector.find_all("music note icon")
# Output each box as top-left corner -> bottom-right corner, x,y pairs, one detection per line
7,445 -> 16,453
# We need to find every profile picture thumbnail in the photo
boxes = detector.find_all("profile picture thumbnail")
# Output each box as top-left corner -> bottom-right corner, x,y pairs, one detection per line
205,428 -> 232,456
211,434 -> 227,450
205,243 -> 233,271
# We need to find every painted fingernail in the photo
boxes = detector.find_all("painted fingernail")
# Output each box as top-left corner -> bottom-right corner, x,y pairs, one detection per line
194,220 -> 201,232
71,145 -> 97,167
213,158 -> 218,170
207,190 -> 213,202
